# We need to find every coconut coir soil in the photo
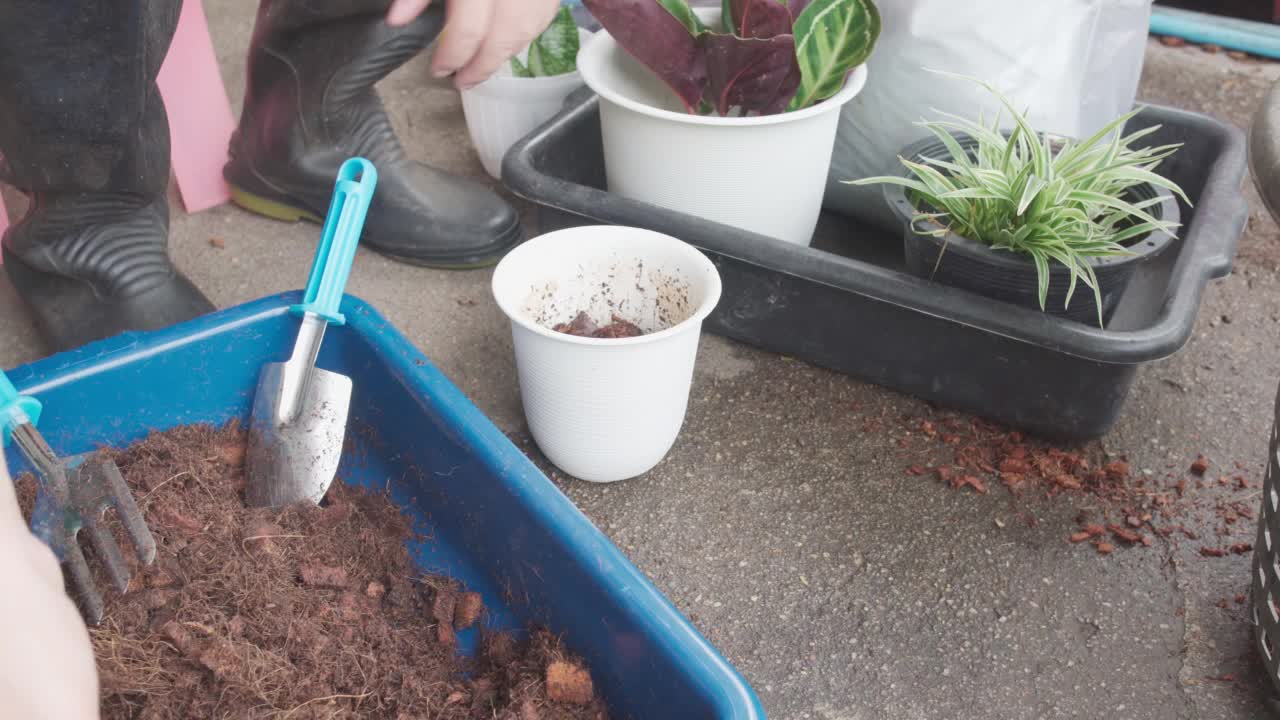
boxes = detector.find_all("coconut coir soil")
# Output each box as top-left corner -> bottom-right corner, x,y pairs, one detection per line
16,424 -> 607,720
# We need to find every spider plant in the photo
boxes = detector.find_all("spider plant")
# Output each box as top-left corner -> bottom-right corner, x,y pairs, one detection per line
850,72 -> 1189,326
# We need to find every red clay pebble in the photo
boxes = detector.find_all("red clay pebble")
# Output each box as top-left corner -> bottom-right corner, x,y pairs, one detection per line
960,475 -> 988,494
1237,593 -> 1249,604
298,564 -> 348,588
454,591 -> 484,630
1190,455 -> 1209,475
1230,543 -> 1254,555
546,661 -> 595,705
1104,460 -> 1130,482
1160,35 -> 1185,47
208,237 -> 226,249
1200,547 -> 1228,558
1108,525 -> 1144,545
215,441 -> 245,467
1096,542 -> 1115,555
241,520 -> 285,558
160,508 -> 204,536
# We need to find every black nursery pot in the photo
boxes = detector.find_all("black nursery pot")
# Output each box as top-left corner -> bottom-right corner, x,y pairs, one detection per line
885,134 -> 1181,326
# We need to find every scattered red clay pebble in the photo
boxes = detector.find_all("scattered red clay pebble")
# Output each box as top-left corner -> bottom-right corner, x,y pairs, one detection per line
1070,531 -> 1093,543
1096,542 -> 1115,555
1082,523 -> 1106,538
1217,598 -> 1231,609
1237,593 -> 1249,605
1190,456 -> 1209,475
1108,525 -> 1144,545
1200,548 -> 1227,558
1104,460 -> 1130,483
959,475 -> 988,494
1160,35 -> 1185,47
1208,673 -> 1236,682
908,465 -> 926,476
1055,475 -> 1083,491
208,237 -> 226,249
1230,543 -> 1253,555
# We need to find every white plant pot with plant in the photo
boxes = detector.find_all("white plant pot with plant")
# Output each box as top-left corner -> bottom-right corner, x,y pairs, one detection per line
852,73 -> 1188,327
491,225 -> 722,483
577,0 -> 880,246
460,7 -> 593,180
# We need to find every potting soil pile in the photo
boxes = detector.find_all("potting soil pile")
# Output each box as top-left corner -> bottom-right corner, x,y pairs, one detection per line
552,312 -> 645,339
15,424 -> 608,720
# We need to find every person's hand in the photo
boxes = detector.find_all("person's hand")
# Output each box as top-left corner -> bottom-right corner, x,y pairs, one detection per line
0,454 -> 99,719
387,0 -> 563,89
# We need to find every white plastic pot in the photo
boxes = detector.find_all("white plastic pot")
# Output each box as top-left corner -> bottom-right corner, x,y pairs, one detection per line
460,28 -> 593,180
491,225 -> 722,482
576,11 -> 868,246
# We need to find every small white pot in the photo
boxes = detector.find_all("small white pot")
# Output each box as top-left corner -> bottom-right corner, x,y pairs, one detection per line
460,28 -> 593,180
576,11 -> 868,246
491,225 -> 722,483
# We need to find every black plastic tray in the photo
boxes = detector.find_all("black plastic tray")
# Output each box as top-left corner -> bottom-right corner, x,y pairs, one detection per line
502,90 -> 1249,440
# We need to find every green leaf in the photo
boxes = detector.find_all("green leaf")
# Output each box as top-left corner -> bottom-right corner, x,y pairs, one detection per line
1029,250 -> 1050,311
658,0 -> 710,34
526,38 -> 547,75
509,55 -> 534,78
528,6 -> 581,76
788,0 -> 881,111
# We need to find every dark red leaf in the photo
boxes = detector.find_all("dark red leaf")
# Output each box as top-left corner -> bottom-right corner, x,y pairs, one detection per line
698,32 -> 800,115
728,0 -> 793,38
584,0 -> 708,112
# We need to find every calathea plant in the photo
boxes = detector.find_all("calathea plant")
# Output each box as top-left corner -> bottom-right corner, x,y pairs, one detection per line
510,6 -> 581,78
581,0 -> 880,116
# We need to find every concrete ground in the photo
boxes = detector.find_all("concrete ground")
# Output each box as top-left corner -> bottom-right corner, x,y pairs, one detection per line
4,5 -> 1280,718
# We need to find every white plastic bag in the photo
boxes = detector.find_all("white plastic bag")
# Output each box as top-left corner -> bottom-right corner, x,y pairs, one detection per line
826,0 -> 1154,231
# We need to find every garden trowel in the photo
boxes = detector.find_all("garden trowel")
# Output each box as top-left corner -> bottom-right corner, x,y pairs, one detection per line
1,369 -> 156,625
245,158 -> 378,508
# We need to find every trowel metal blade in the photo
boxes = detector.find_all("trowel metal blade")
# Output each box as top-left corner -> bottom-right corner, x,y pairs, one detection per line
245,360 -> 352,508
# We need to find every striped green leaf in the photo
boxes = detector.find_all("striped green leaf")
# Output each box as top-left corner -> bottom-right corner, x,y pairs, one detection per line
788,0 -> 880,111
509,56 -> 534,78
527,6 -> 580,76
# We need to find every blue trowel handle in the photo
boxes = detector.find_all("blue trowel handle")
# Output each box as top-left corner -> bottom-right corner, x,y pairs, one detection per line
0,369 -> 42,448
290,157 -> 378,326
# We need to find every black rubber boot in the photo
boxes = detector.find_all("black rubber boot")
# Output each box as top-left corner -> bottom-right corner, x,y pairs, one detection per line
0,0 -> 214,353
226,1 -> 522,268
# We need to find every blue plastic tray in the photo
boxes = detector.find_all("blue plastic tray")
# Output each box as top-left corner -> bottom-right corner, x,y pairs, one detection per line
3,292 -> 764,720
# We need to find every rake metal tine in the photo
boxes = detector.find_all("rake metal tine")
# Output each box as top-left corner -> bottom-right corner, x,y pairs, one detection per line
82,516 -> 131,595
93,457 -> 156,565
62,541 -> 105,626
